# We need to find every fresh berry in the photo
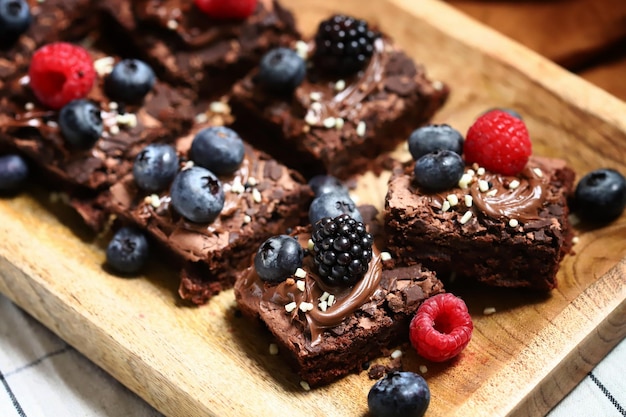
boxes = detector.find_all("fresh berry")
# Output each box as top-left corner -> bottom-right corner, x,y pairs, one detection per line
105,59 -> 156,104
368,371 -> 430,417
0,153 -> 28,191
574,168 -> 626,223
133,144 -> 179,192
106,227 -> 149,274
170,166 -> 225,223
308,191 -> 363,224
256,47 -> 306,95
465,109 -> 532,176
308,174 -> 350,197
313,14 -> 379,75
194,0 -> 257,20
413,150 -> 464,191
482,107 -> 523,120
189,126 -> 245,175
0,0 -> 31,44
311,214 -> 373,286
409,293 -> 473,362
28,42 -> 96,110
408,124 -> 464,160
58,99 -> 103,149
254,235 -> 304,283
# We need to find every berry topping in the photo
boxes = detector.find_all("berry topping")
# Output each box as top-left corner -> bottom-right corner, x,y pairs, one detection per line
58,99 -> 103,149
194,0 -> 257,20
133,143 -> 179,192
408,124 -> 464,160
409,293 -> 473,362
311,214 -> 373,286
106,227 -> 149,274
308,174 -> 349,197
308,191 -> 363,225
313,14 -> 379,75
170,166 -> 225,223
0,0 -> 31,44
256,47 -> 306,95
413,150 -> 464,191
574,168 -> 626,223
464,109 -> 532,176
368,371 -> 430,417
0,153 -> 28,191
254,235 -> 304,283
105,59 -> 156,104
28,42 -> 96,110
189,126 -> 245,175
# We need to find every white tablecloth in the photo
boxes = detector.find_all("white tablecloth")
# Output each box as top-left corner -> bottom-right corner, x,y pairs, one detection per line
1,293 -> 624,417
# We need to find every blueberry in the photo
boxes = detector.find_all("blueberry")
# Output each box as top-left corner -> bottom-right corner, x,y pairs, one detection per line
189,126 -> 245,175
254,235 -> 304,283
308,191 -> 363,225
106,227 -> 149,274
368,371 -> 430,417
0,153 -> 28,191
170,166 -> 225,223
105,59 -> 156,103
483,107 -> 523,120
574,168 -> 626,223
308,174 -> 349,197
58,99 -> 103,149
408,124 -> 464,160
0,0 -> 31,44
133,144 -> 179,192
413,150 -> 464,191
256,47 -> 306,94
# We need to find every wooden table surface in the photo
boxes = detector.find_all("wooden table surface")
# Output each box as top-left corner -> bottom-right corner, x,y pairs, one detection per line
447,0 -> 626,101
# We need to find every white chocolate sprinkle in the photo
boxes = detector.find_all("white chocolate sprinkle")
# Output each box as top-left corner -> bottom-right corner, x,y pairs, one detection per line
390,349 -> 403,359
294,268 -> 306,279
419,365 -> 428,374
230,178 -> 245,194
432,80 -> 444,91
533,167 -> 544,177
243,214 -> 251,224
508,179 -> 520,189
116,113 -> 138,128
300,381 -> 311,391
508,218 -> 519,227
322,117 -> 336,128
295,40 -> 309,59
296,280 -> 306,292
478,180 -> 490,192
486,189 -> 498,197
167,19 -> 178,30
194,113 -> 209,124
299,302 -> 314,312
356,121 -> 366,137
327,294 -> 336,306
318,301 -> 328,311
284,302 -> 297,313
209,101 -> 230,114
252,188 -> 262,203
108,101 -> 119,111
483,307 -> 497,315
308,239 -> 314,251
310,102 -> 322,112
334,79 -> 346,91
269,343 -> 279,355
572,236 -> 580,245
109,125 -> 120,135
319,291 -> 330,302
182,160 -> 194,170
94,56 -> 115,76
458,173 -> 473,189
459,211 -> 473,224
309,91 -> 322,101
466,169 -> 476,177
464,195 -> 473,207
149,194 -> 161,208
247,177 -> 258,186
476,167 -> 486,176
446,194 -> 459,207
304,113 -> 317,125
24,102 -> 34,111
441,201 -> 451,212
380,251 -> 392,261
335,117 -> 345,130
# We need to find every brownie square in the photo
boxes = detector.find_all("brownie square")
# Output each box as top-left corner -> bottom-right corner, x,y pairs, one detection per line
234,226 -> 444,386
384,156 -> 576,290
97,0 -> 299,97
105,123 -> 313,304
229,34 -> 449,180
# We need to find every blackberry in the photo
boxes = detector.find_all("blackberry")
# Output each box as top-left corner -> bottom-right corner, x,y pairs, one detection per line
311,214 -> 373,286
313,14 -> 379,76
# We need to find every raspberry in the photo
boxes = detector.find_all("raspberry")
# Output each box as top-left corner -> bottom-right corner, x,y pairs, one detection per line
194,0 -> 257,20
311,214 -> 373,286
313,14 -> 379,75
28,42 -> 96,110
409,293 -> 473,362
464,109 -> 532,176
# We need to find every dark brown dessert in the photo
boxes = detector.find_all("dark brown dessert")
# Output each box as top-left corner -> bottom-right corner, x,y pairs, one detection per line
384,156 -> 576,290
106,124 -> 313,304
234,227 -> 444,386
229,34 -> 449,180
97,0 -> 299,97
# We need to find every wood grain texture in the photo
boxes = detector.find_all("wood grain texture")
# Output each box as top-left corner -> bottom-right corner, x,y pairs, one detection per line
1,1 -> 626,416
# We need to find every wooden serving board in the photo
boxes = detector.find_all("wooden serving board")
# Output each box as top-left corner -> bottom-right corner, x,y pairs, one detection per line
1,0 -> 626,416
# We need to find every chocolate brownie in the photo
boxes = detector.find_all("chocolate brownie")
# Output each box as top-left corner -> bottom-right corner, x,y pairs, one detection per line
234,226 -> 444,386
384,156 -> 576,290
229,34 -> 449,180
97,0 -> 299,97
105,123 -> 313,304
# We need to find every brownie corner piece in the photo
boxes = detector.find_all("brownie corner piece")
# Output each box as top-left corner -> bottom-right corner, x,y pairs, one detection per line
384,155 -> 576,290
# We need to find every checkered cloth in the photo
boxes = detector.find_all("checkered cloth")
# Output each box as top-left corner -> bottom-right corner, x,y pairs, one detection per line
1,293 -> 624,416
